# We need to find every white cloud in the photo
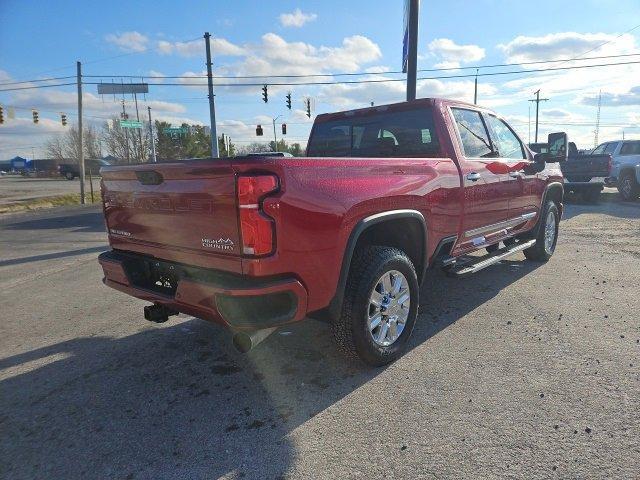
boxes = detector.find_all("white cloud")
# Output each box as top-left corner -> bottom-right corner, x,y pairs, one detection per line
105,31 -> 149,53
580,86 -> 640,107
157,37 -> 244,57
428,38 -> 485,63
498,32 -> 636,63
279,9 -> 317,28
433,61 -> 461,69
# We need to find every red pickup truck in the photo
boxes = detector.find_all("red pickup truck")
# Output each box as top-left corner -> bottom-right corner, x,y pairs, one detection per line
99,98 -> 567,366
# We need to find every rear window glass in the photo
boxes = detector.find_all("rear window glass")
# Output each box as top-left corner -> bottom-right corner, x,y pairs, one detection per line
307,107 -> 440,157
620,141 -> 640,155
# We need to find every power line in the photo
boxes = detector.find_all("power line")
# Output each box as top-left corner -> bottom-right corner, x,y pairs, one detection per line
83,52 -> 640,80
77,59 -> 640,87
0,82 -> 76,93
0,76 -> 76,87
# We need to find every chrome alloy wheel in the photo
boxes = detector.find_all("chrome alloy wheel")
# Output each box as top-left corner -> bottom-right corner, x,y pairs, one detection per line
544,210 -> 557,255
621,177 -> 633,198
367,270 -> 410,346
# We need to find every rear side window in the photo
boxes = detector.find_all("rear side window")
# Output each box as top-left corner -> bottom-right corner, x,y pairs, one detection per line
451,108 -> 493,158
604,143 -> 617,154
307,107 -> 440,157
620,141 -> 640,155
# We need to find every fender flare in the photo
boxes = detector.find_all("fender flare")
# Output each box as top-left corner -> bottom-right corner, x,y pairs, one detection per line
530,182 -> 564,237
322,209 -> 428,321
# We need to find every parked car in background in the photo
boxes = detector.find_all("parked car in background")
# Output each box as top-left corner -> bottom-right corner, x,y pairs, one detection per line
58,159 -> 111,180
245,152 -> 294,157
98,98 -> 567,366
594,140 -> 640,200
530,142 -> 611,203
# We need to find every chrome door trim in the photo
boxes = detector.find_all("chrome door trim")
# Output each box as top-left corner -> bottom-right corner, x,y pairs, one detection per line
464,212 -> 536,237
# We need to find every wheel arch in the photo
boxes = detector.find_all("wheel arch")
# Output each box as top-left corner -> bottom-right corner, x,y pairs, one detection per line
320,209 -> 428,321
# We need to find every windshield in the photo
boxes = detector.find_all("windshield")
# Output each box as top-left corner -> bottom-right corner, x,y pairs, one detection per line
307,107 -> 440,157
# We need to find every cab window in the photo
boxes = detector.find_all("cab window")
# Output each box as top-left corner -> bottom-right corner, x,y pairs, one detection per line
483,115 -> 525,159
592,143 -> 607,155
604,143 -> 618,154
620,141 -> 640,155
451,108 -> 493,158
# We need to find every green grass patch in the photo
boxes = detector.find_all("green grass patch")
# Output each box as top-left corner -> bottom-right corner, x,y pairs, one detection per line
0,193 -> 100,214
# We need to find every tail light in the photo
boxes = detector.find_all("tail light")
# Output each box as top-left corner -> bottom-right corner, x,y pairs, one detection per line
237,175 -> 279,256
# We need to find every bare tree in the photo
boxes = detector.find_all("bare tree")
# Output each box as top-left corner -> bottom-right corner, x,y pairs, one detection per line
102,117 -> 150,164
44,126 -> 102,163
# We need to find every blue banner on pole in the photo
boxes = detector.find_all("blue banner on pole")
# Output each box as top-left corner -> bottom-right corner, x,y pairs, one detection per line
402,0 -> 409,73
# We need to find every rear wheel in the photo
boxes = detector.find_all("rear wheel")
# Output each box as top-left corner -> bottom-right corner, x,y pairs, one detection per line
523,201 -> 559,262
333,246 -> 418,366
618,172 -> 639,201
65,172 -> 75,180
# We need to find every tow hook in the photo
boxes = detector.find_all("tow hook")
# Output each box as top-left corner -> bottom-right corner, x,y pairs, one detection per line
143,303 -> 178,323
232,327 -> 277,353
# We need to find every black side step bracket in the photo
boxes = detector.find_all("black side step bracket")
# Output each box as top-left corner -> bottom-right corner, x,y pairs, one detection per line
446,239 -> 536,277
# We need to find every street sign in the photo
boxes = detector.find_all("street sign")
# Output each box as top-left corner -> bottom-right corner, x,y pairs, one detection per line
98,83 -> 149,95
163,127 -> 189,134
120,120 -> 143,129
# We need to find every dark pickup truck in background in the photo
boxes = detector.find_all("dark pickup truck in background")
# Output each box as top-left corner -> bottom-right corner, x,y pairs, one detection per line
58,159 -> 111,180
530,142 -> 611,202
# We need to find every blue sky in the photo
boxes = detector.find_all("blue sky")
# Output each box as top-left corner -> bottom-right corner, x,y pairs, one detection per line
1,0 -> 639,158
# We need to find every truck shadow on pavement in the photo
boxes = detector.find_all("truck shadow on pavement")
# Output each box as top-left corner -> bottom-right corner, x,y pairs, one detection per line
562,191 -> 640,221
0,259 -> 539,480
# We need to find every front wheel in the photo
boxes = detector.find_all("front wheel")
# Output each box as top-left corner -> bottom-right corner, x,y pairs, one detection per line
333,246 -> 419,366
65,172 -> 75,180
523,201 -> 559,262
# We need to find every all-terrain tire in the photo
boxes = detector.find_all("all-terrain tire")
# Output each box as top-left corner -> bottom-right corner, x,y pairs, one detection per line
523,201 -> 559,262
333,246 -> 419,366
618,171 -> 640,201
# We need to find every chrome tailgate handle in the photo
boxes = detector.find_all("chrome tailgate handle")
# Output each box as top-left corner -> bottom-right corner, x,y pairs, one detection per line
466,172 -> 481,182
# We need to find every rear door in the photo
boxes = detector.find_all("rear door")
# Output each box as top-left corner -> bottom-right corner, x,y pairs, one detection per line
449,107 -> 510,252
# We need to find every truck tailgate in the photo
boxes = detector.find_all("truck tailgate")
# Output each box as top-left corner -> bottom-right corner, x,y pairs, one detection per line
101,160 -> 241,269
562,154 -> 611,182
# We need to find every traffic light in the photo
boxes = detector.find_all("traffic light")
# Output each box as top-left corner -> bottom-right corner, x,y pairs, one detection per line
32,109 -> 39,124
286,92 -> 292,110
61,114 -> 67,126
305,98 -> 311,118
256,124 -> 263,136
262,85 -> 268,103
0,105 -> 4,124
281,123 -> 287,135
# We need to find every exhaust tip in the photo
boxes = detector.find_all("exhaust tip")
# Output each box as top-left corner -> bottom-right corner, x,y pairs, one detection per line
232,333 -> 253,353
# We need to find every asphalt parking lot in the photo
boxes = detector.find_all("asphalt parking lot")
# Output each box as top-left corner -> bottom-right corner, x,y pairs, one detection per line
1,194 -> 639,479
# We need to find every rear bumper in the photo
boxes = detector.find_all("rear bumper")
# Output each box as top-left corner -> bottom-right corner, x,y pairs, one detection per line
99,250 -> 308,330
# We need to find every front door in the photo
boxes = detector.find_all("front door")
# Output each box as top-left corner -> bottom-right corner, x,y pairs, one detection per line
482,113 -> 541,229
449,107 -> 510,254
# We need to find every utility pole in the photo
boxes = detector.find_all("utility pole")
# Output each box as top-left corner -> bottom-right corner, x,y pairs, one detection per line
133,92 -> 144,162
529,89 -> 549,143
76,61 -> 86,204
473,69 -> 479,104
406,0 -> 419,101
147,106 -> 157,162
272,115 -> 281,152
204,32 -> 220,158
121,100 -> 130,164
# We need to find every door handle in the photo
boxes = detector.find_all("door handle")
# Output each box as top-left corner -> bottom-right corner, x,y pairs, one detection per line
509,171 -> 522,178
466,172 -> 481,182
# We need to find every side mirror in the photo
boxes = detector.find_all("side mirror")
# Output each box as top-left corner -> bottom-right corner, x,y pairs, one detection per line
544,132 -> 568,163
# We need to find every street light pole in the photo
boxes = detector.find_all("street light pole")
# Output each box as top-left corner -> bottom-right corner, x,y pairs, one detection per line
76,61 -> 85,204
272,115 -> 281,152
406,0 -> 419,101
